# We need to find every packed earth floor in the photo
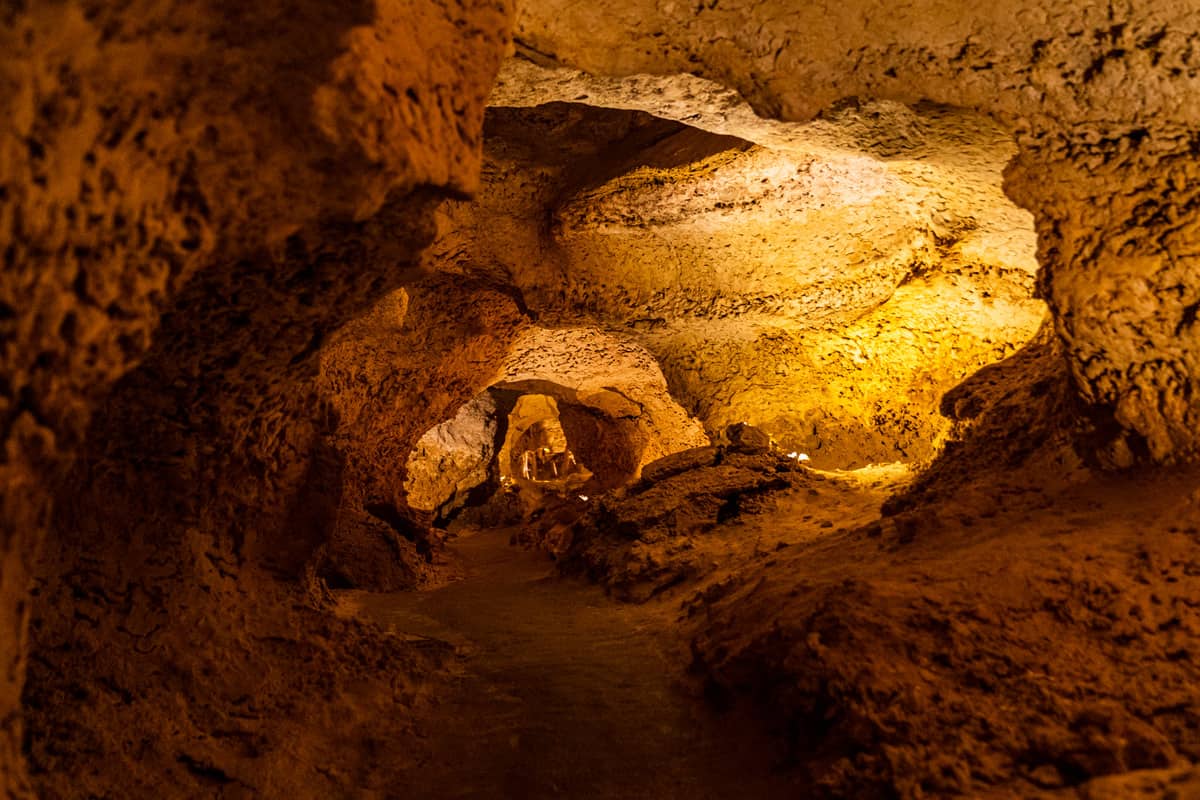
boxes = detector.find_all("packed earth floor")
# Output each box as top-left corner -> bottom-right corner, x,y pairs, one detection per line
338,454 -> 1200,799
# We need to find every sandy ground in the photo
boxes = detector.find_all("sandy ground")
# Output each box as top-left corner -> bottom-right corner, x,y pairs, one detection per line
336,455 -> 1200,798
337,526 -> 801,799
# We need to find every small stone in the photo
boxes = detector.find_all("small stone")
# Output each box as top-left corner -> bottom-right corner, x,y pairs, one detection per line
725,422 -> 772,454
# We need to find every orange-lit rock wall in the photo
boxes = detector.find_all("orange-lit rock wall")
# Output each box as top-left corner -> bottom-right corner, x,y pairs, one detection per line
510,0 -> 1200,464
3,0 -> 1200,796
0,0 -> 511,793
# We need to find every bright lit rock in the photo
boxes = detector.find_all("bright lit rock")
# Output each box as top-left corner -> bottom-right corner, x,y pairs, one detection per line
436,88 -> 1044,465
405,393 -> 500,513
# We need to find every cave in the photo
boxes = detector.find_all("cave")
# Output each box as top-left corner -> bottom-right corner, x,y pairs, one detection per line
4,3 -> 1200,799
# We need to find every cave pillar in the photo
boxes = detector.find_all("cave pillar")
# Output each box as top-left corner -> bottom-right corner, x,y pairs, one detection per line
1008,138 -> 1200,465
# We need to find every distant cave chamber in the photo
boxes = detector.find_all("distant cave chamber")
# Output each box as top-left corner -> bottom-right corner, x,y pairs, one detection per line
444,97 -> 1047,471
404,384 -> 654,526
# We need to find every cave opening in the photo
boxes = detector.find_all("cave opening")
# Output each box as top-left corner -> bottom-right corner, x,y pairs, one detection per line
349,84 -> 1053,594
496,394 -> 590,491
404,387 -> 607,528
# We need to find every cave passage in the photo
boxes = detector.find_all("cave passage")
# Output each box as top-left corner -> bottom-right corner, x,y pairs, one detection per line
7,5 -> 1200,800
501,395 -> 589,487
306,90 -> 1061,798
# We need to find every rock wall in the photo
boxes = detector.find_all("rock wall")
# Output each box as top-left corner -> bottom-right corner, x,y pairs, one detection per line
440,93 -> 1045,467
405,392 -> 502,516
316,280 -> 527,590
26,193 -> 446,797
402,324 -> 711,522
0,0 -> 511,793
507,1 -> 1200,464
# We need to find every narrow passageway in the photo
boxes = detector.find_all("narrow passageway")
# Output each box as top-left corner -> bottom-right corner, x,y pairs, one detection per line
339,527 -> 797,800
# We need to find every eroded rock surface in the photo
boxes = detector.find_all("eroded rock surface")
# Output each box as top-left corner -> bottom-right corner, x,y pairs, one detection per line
406,392 -> 502,516
556,447 -> 805,600
315,280 -> 527,590
433,76 -> 1046,467
508,1 -> 1200,461
2,0 -> 512,793
4,0 -> 1200,798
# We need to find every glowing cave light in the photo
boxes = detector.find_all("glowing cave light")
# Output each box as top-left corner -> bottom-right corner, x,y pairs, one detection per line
579,495 -> 589,501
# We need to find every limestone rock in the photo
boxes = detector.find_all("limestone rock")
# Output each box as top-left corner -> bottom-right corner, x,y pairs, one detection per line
560,451 -> 800,599
509,0 -> 1200,461
2,0 -> 514,792
436,92 -> 1045,468
405,393 -> 501,515
725,423 -> 772,454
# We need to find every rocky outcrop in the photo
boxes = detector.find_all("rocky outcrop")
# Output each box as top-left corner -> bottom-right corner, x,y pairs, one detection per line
507,1 -> 1200,464
439,81 -> 1045,468
406,392 -> 502,517
687,461 -> 1200,798
1,0 -> 512,793
558,447 -> 804,600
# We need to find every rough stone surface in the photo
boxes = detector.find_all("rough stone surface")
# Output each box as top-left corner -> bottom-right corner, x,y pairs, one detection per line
557,449 -> 802,600
1,0 -> 512,793
434,89 -> 1045,467
6,0 -> 1200,797
548,329 -> 1200,798
507,1 -> 1200,462
406,392 -> 501,515
493,326 -> 710,471
1079,765 -> 1200,800
316,280 -> 528,589
686,461 -> 1200,798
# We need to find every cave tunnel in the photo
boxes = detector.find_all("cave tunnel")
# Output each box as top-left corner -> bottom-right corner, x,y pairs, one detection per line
5,3 -> 1200,799
404,386 -> 627,529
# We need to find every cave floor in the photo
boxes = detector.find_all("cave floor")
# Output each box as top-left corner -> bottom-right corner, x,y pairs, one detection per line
337,525 -> 800,799
332,462 -> 1200,799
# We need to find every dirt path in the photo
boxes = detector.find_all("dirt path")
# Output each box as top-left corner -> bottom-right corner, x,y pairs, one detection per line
339,526 -> 799,800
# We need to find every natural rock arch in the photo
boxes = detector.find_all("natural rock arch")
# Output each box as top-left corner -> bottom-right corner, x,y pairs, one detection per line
403,325 -> 710,523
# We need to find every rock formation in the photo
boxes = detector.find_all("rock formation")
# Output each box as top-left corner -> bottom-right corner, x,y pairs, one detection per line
508,0 -> 1200,463
1,0 -> 511,794
3,1 -> 1200,798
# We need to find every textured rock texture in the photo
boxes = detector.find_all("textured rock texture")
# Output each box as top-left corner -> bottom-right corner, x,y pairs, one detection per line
1,0 -> 511,794
406,392 -> 502,515
689,465 -> 1200,798
439,80 -> 1045,467
494,326 -> 710,471
315,280 -> 527,590
558,447 -> 802,600
506,0 -> 1200,463
4,0 -> 1200,798
545,328 -> 1200,797
402,323 -> 711,532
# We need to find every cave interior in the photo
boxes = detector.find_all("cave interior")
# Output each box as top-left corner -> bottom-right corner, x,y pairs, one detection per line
4,2 -> 1200,799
